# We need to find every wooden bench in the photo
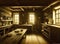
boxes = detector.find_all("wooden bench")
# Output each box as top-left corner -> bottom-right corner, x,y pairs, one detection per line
1,28 -> 27,44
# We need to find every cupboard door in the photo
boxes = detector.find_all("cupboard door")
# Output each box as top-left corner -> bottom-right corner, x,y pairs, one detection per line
51,27 -> 60,42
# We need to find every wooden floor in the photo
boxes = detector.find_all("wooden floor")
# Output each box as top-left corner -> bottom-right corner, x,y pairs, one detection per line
0,29 -> 49,44
19,32 -> 49,44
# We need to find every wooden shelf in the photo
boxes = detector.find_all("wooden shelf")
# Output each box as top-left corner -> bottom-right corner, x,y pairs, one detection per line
41,23 -> 50,39
0,24 -> 12,29
2,20 -> 12,21
42,32 -> 49,38
0,7 -> 13,40
44,28 -> 50,32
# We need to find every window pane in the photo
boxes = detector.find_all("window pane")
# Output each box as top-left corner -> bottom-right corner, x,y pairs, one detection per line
29,13 -> 35,24
13,13 -> 19,24
59,19 -> 60,22
56,19 -> 58,22
56,14 -> 58,18
14,14 -> 19,24
59,14 -> 60,18
59,9 -> 60,13
53,6 -> 60,25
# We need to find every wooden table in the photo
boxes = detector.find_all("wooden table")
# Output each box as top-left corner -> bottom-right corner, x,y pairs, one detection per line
1,28 -> 27,44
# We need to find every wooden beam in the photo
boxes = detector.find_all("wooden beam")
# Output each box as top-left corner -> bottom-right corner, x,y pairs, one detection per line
20,7 -> 24,11
43,0 -> 60,11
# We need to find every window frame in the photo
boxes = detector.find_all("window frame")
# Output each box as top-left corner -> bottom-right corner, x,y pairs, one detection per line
53,8 -> 60,25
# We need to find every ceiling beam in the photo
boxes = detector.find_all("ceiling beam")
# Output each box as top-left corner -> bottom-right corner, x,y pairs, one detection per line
20,7 -> 24,11
43,0 -> 60,11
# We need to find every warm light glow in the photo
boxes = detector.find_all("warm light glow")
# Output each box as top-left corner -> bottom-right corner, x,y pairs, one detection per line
53,6 -> 60,25
29,13 -> 35,24
13,13 -> 19,24
53,10 -> 55,24
54,6 -> 60,9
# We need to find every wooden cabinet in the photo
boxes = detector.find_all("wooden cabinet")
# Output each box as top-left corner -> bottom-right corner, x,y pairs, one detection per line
41,23 -> 60,43
41,24 -> 50,39
49,26 -> 60,43
0,25 -> 12,39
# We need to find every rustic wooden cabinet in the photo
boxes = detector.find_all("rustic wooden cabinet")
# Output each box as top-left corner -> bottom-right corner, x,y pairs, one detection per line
41,24 -> 50,39
41,23 -> 60,43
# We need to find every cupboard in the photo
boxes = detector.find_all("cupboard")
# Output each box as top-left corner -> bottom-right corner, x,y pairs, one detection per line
41,23 -> 60,43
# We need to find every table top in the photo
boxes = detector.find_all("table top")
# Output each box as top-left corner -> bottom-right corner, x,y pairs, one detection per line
1,28 -> 27,44
20,24 -> 32,26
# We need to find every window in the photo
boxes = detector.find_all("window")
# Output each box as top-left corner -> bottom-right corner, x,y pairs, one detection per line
13,13 -> 19,24
29,12 -> 35,24
53,6 -> 60,25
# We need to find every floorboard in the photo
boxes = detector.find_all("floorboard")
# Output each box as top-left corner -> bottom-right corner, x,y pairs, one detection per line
20,32 -> 49,44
